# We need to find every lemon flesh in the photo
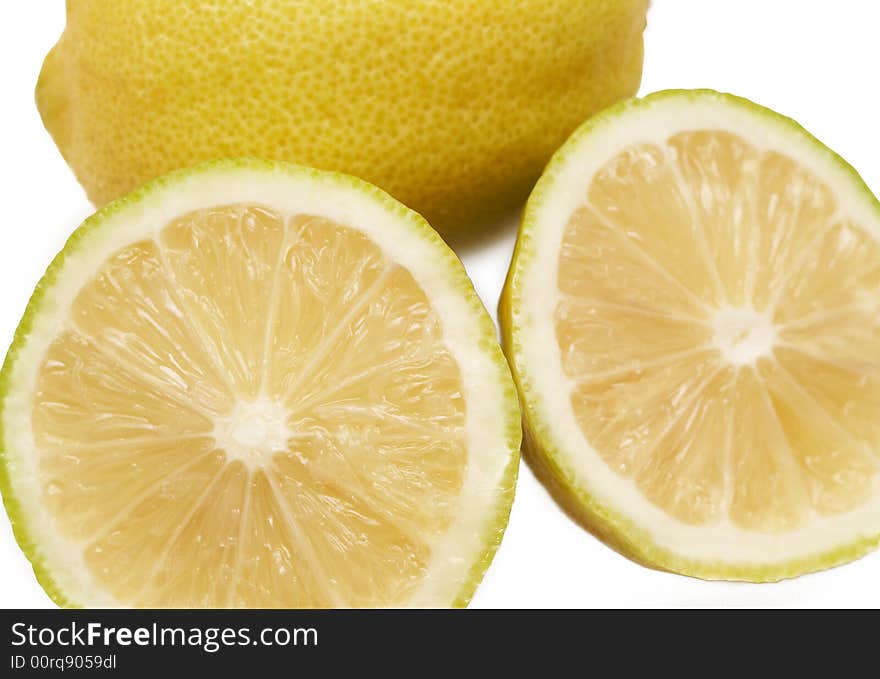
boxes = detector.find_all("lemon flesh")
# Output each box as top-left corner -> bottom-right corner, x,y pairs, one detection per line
36,0 -> 647,233
1,160 -> 519,607
501,90 -> 880,580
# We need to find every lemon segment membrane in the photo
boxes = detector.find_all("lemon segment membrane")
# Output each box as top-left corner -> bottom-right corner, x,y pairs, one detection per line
1,160 -> 520,607
502,90 -> 880,579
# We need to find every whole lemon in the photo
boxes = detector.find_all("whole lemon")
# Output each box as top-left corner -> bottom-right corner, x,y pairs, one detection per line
37,0 -> 647,233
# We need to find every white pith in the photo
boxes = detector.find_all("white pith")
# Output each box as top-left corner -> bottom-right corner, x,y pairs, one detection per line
712,307 -> 776,367
514,94 -> 880,566
213,397 -> 292,468
2,165 -> 516,607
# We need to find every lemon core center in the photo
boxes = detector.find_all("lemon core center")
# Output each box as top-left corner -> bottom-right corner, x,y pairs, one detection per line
713,306 -> 776,366
214,398 -> 291,467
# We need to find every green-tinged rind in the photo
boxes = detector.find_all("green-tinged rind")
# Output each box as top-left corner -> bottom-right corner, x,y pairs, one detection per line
499,89 -> 880,582
0,157 -> 520,607
451,447 -> 520,607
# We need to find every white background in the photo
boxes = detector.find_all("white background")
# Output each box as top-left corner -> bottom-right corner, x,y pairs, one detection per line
2,1 -> 880,608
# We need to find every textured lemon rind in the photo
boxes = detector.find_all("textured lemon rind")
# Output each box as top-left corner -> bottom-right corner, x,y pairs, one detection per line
500,89 -> 880,582
0,157 -> 521,607
36,0 -> 648,234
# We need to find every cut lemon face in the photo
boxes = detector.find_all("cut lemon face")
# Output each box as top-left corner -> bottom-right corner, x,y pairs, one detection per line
500,90 -> 880,580
0,159 -> 519,607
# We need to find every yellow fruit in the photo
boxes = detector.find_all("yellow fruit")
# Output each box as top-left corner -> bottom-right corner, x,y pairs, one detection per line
0,159 -> 520,607
36,0 -> 647,234
500,90 -> 880,581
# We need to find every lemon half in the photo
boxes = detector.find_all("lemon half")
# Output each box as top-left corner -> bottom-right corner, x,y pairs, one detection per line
1,159 -> 520,607
501,90 -> 880,581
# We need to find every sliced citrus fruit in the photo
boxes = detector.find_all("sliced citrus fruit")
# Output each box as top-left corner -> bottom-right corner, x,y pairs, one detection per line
0,159 -> 519,607
500,89 -> 880,581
